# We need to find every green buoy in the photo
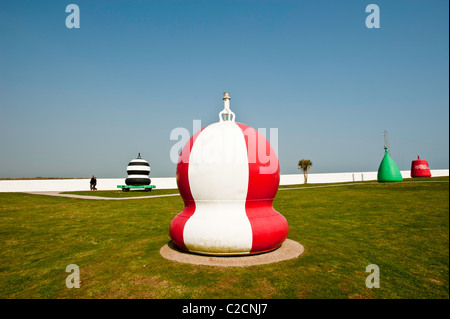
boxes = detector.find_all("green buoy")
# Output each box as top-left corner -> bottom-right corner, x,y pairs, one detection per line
377,146 -> 403,182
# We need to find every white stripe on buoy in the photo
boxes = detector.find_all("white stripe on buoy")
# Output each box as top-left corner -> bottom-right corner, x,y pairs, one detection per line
129,159 -> 149,164
182,121 -> 253,254
126,165 -> 151,172
126,174 -> 150,179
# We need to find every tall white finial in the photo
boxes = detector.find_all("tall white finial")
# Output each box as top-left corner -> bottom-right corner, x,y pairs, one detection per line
223,92 -> 231,110
219,92 -> 235,122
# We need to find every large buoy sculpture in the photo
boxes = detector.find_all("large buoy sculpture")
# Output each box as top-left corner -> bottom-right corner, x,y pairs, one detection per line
410,155 -> 431,178
377,146 -> 403,182
169,92 -> 289,255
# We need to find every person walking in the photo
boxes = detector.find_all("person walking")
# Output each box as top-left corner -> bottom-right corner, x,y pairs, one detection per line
90,175 -> 96,191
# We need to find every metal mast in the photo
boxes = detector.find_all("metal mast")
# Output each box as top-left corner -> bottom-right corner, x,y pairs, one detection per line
382,130 -> 391,155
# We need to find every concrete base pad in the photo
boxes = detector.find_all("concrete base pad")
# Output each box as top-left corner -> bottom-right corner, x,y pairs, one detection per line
159,239 -> 304,267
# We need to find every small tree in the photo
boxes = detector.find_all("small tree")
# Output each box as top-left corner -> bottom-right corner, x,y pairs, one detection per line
298,159 -> 313,184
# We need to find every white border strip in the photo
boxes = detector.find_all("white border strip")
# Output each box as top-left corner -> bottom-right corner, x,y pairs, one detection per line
0,170 -> 448,193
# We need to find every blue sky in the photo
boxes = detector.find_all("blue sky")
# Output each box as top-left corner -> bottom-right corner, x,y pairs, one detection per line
0,0 -> 448,178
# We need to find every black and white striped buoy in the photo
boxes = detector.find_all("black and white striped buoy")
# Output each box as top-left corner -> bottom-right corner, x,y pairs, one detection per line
125,153 -> 151,186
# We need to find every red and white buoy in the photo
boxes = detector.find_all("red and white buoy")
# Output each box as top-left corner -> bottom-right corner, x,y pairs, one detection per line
169,92 -> 289,255
410,155 -> 432,178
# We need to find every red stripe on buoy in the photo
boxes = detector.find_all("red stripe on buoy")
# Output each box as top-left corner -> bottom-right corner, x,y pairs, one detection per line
237,123 -> 288,254
169,128 -> 204,250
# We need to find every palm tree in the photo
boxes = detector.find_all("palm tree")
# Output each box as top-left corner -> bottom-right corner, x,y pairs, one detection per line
298,159 -> 313,184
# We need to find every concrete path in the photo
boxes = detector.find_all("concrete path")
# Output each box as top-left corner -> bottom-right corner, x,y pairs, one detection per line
26,180 -> 447,200
26,191 -> 180,200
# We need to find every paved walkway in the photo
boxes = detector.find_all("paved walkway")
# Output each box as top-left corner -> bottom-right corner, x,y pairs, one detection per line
26,191 -> 180,200
27,180 -> 447,200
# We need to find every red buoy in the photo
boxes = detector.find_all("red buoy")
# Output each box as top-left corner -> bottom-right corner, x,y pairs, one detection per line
169,92 -> 288,255
410,155 -> 431,178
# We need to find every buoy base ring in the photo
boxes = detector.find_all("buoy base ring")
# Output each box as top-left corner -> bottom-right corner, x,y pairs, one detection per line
159,239 -> 304,267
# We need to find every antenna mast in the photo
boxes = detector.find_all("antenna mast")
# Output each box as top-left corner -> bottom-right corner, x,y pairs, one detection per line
382,130 -> 391,155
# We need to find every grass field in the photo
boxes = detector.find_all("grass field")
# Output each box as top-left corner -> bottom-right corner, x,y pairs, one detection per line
0,177 -> 448,299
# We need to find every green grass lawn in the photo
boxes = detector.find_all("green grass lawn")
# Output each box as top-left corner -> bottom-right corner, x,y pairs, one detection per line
0,177 -> 448,298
